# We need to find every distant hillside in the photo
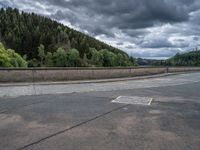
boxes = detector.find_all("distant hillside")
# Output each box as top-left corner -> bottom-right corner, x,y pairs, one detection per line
150,50 -> 200,66
166,50 -> 200,66
0,8 -> 136,67
136,58 -> 163,66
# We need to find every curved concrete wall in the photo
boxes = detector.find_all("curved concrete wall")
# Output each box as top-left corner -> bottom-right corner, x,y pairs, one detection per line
0,67 -> 200,82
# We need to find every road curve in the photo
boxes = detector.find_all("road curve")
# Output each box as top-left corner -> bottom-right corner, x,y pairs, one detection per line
0,72 -> 200,97
0,72 -> 200,150
0,72 -> 200,98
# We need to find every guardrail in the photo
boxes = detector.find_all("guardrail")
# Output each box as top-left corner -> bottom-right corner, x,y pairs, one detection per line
0,67 -> 200,82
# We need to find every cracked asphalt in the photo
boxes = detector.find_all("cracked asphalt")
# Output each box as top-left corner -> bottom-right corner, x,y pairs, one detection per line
0,72 -> 200,150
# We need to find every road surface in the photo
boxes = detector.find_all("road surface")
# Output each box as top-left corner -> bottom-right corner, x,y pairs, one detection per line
0,72 -> 200,150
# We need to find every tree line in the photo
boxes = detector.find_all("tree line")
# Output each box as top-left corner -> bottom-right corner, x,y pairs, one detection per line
29,44 -> 136,67
151,49 -> 200,66
0,7 -> 137,67
0,41 -> 136,67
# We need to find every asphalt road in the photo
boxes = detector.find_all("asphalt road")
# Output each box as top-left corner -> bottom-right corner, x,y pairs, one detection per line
0,72 -> 200,150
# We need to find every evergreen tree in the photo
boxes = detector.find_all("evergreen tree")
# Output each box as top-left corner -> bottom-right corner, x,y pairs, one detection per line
0,7 -> 137,67
38,44 -> 45,66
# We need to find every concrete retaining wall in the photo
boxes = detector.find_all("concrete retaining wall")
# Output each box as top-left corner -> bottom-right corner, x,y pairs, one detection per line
0,67 -> 200,82
168,67 -> 200,72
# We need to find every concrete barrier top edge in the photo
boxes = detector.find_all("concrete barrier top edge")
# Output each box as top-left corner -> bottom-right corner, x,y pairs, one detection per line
0,66 -> 169,71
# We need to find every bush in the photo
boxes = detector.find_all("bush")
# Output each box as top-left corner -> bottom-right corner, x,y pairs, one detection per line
0,42 -> 27,67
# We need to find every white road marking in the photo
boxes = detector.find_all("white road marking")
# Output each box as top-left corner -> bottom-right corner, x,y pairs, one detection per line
112,96 -> 153,105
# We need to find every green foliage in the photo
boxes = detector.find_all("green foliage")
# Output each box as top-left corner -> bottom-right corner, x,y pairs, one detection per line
116,53 -> 124,66
89,48 -> 103,67
31,46 -> 137,67
28,58 -> 39,67
99,49 -> 117,67
0,50 -> 11,67
45,52 -> 54,67
168,50 -> 200,66
53,48 -> 67,67
151,49 -> 200,66
0,7 -> 127,60
0,8 -> 137,67
38,44 -> 45,66
0,42 -> 27,67
66,49 -> 80,67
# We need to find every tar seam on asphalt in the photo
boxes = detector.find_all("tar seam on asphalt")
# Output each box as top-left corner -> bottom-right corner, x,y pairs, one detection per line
16,104 -> 130,150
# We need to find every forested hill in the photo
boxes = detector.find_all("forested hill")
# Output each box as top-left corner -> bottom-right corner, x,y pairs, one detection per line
151,50 -> 200,66
167,50 -> 200,66
0,8 -> 136,67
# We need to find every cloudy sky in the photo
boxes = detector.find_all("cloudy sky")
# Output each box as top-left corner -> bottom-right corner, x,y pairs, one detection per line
1,0 -> 200,59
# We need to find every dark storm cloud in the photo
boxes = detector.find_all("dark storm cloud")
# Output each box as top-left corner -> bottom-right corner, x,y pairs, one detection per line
51,10 -> 67,20
2,0 -> 200,58
47,0 -> 191,32
0,2 -> 6,7
193,37 -> 199,41
116,42 -> 124,46
141,38 -> 173,48
51,10 -> 77,25
122,29 -> 149,38
125,45 -> 135,49
0,1 -> 13,8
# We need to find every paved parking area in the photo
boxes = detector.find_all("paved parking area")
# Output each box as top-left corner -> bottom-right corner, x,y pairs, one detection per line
0,73 -> 200,150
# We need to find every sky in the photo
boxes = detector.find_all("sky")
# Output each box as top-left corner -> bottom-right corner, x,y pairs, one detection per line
1,0 -> 200,59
